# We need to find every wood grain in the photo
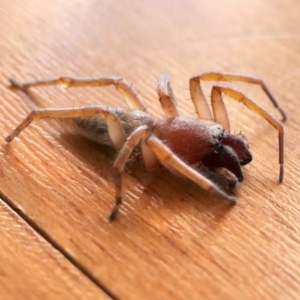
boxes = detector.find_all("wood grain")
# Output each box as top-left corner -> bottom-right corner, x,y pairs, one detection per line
0,200 -> 109,300
0,0 -> 300,299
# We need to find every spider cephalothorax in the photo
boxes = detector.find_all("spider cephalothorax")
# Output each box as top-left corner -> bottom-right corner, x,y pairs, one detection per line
6,72 -> 286,220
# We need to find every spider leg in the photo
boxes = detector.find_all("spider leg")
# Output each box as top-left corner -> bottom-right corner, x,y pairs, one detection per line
212,86 -> 284,183
110,125 -> 152,221
146,135 -> 237,203
189,76 -> 213,120
192,162 -> 238,190
157,73 -> 179,118
210,86 -> 231,132
213,167 -> 238,189
5,105 -> 127,150
190,73 -> 231,131
190,72 -> 287,121
9,76 -> 147,112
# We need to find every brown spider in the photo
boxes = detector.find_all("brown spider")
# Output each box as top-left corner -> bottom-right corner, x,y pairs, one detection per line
6,72 -> 286,221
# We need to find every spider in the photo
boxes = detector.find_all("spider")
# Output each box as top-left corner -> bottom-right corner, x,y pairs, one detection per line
6,72 -> 286,221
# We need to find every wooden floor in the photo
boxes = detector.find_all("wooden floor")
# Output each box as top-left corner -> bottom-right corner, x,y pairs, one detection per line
0,0 -> 300,299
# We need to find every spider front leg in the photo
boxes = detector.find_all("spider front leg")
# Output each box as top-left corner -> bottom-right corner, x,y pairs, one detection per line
210,86 -> 231,132
6,105 -> 127,150
190,73 -> 232,131
9,76 -> 147,112
189,72 -> 287,122
212,86 -> 285,182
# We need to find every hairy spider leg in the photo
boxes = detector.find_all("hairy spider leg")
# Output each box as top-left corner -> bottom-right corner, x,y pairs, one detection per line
5,106 -> 127,150
111,125 -> 152,221
9,76 -> 147,112
189,75 -> 213,120
157,73 -> 179,118
212,86 -> 285,183
189,72 -> 287,122
210,87 -> 231,132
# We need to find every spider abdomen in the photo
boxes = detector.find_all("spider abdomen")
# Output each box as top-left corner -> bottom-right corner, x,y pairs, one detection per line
72,108 -> 154,147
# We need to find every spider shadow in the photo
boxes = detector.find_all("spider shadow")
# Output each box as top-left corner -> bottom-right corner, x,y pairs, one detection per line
3,118 -> 237,236
54,130 -> 237,225
129,163 -> 237,219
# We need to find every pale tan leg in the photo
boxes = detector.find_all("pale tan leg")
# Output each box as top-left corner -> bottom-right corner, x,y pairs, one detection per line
189,76 -> 213,120
157,73 -> 179,118
146,135 -> 237,203
9,76 -> 147,112
110,125 -> 152,220
5,105 -> 127,150
211,87 -> 231,132
190,72 -> 287,121
212,86 -> 285,183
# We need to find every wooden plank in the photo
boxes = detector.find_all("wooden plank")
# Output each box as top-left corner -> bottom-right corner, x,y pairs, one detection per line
0,200 -> 110,300
0,0 -> 300,299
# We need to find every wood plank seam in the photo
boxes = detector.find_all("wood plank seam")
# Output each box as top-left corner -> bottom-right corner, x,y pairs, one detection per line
0,190 -> 119,300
